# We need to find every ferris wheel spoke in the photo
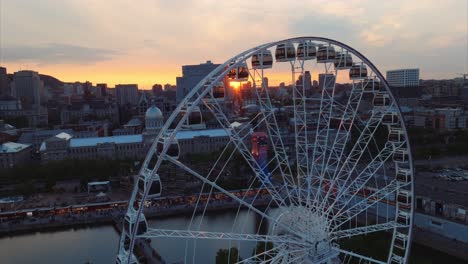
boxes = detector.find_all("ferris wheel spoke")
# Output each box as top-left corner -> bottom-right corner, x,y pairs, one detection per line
163,154 -> 309,241
330,221 -> 401,241
337,248 -> 387,264
330,181 -> 407,231
318,82 -> 365,206
324,142 -> 400,219
201,98 -> 291,208
251,69 -> 297,204
139,228 -> 305,245
308,67 -> 337,207
319,105 -> 395,214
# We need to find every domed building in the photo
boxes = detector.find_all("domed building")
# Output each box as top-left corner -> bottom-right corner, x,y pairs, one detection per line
145,105 -> 164,133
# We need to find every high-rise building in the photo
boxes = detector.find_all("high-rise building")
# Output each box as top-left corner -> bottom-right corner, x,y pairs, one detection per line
262,77 -> 269,88
0,67 -> 9,96
318,73 -> 336,90
304,71 -> 312,90
152,84 -> 163,95
386,68 -> 420,98
96,83 -> 108,97
176,60 -> 220,102
10,70 -> 43,109
386,68 -> 420,87
115,84 -> 139,105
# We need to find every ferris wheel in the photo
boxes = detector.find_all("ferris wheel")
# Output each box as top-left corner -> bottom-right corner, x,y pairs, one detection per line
117,37 -> 414,264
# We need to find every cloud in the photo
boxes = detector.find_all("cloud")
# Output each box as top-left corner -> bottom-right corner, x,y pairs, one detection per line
1,43 -> 118,65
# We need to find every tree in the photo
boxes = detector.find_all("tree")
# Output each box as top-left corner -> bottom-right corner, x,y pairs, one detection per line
251,242 -> 275,262
215,247 -> 242,264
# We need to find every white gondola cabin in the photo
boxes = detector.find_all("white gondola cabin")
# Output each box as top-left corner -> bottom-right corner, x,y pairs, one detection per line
373,93 -> 391,107
394,232 -> 409,250
252,50 -> 273,69
360,78 -> 381,92
227,61 -> 249,81
388,128 -> 405,144
396,168 -> 411,184
393,148 -> 409,163
275,43 -> 296,62
124,213 -> 148,236
397,210 -> 411,225
349,63 -> 368,80
316,45 -> 336,63
334,52 -> 353,69
296,41 -> 316,60
156,136 -> 180,160
383,112 -> 399,125
397,190 -> 412,206
137,176 -> 162,198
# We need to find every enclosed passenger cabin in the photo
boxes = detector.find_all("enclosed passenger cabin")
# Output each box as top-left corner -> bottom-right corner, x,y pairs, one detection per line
203,80 -> 225,100
251,50 -> 273,69
137,176 -> 162,198
394,232 -> 409,250
349,63 -> 368,80
334,52 -> 353,69
388,128 -> 405,144
124,214 -> 148,237
373,93 -> 391,107
383,112 -> 399,125
275,43 -> 296,62
296,41 -> 316,60
227,61 -> 249,82
156,136 -> 180,160
396,168 -> 411,184
360,78 -> 381,92
397,210 -> 411,225
397,190 -> 411,206
393,148 -> 409,163
316,45 -> 336,63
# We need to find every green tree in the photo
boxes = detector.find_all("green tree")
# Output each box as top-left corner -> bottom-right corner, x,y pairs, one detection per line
216,247 -> 242,264
251,242 -> 275,262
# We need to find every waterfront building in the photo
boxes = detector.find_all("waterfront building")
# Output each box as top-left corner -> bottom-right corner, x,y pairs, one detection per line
40,107 -> 234,161
0,142 -> 31,168
176,61 -> 220,102
18,129 -> 74,150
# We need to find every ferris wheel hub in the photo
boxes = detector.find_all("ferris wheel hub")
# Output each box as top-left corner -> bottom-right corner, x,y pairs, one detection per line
273,206 -> 338,263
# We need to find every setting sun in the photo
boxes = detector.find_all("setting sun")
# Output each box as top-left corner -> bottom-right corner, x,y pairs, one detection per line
229,81 -> 242,91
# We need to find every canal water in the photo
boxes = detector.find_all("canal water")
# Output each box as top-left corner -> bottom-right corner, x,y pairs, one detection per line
0,209 -> 465,264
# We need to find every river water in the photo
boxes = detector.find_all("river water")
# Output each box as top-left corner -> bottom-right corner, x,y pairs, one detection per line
0,210 -> 266,264
0,209 -> 465,264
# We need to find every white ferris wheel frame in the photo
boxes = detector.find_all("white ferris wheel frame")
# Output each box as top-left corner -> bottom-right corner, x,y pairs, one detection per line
117,36 -> 415,264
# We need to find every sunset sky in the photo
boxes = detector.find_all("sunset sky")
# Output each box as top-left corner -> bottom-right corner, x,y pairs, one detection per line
0,0 -> 466,89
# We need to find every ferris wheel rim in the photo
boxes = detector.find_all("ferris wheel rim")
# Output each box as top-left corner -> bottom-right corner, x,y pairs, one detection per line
119,36 -> 415,264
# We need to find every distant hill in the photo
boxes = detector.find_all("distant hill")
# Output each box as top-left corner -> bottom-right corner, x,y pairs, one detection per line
6,73 -> 64,90
39,74 -> 63,89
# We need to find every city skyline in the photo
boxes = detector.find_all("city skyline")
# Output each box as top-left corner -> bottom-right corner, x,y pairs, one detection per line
0,0 -> 467,88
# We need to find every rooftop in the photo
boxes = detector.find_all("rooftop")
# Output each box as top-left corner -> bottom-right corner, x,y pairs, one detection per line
69,134 -> 143,148
0,142 -> 31,153
175,128 -> 229,140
